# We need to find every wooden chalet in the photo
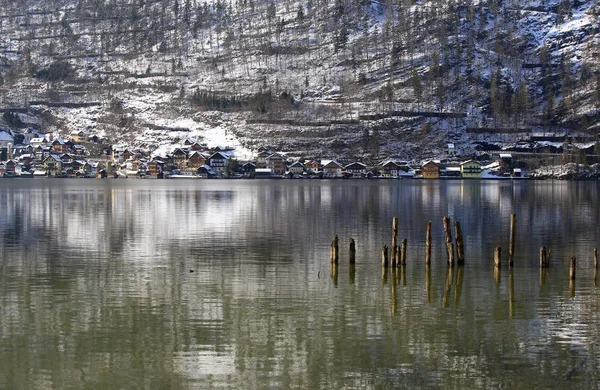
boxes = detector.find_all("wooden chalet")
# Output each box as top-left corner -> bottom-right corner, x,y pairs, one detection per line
421,161 -> 440,179
187,151 -> 206,169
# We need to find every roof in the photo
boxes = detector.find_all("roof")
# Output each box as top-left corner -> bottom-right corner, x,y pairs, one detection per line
208,151 -> 230,160
460,160 -> 481,166
188,151 -> 205,158
345,162 -> 366,169
323,160 -> 343,168
44,155 -> 62,163
255,168 -> 273,173
381,160 -> 399,167
257,150 -> 273,157
289,161 -> 304,167
499,153 -> 513,158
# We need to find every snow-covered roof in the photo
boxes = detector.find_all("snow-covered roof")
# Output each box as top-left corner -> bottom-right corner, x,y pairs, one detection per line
460,160 -> 481,166
499,153 -> 513,158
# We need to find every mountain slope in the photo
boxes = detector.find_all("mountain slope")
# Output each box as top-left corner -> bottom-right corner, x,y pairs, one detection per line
0,0 -> 598,161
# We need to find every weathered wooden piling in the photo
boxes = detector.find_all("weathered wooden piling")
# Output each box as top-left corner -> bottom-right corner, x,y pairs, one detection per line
540,246 -> 549,268
494,246 -> 502,268
570,256 -> 576,280
509,213 -> 516,267
455,220 -> 465,265
595,248 -> 598,269
395,245 -> 401,267
400,238 -> 407,266
349,237 -> 356,265
391,217 -> 399,266
349,264 -> 356,285
425,221 -> 432,266
381,245 -> 389,268
330,234 -> 339,264
443,216 -> 455,265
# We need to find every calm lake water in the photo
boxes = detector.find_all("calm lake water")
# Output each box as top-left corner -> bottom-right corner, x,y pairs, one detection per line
1,179 -> 599,389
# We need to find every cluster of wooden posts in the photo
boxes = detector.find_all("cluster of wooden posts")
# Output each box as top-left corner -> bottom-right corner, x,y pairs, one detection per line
329,212 -> 599,284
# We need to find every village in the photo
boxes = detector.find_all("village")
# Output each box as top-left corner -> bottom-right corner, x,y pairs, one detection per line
0,127 -> 565,181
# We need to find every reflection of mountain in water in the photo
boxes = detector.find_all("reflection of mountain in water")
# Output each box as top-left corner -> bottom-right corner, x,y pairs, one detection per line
0,180 -> 599,388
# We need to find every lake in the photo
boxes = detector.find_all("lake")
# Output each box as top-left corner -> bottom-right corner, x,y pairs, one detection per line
1,179 -> 599,389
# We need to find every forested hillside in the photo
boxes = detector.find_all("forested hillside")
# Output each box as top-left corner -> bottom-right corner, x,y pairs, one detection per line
0,0 -> 598,160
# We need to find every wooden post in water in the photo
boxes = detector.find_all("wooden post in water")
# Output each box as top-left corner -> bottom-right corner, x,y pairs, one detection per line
570,256 -> 576,280
425,221 -> 432,266
443,216 -> 455,265
400,238 -> 407,266
330,234 -> 339,264
349,238 -> 356,265
539,246 -> 549,268
395,245 -> 401,267
509,213 -> 516,267
381,245 -> 389,268
494,246 -> 502,268
455,220 -> 465,265
391,217 -> 399,267
349,264 -> 356,285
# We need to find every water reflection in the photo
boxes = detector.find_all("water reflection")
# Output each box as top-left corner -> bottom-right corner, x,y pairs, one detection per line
0,179 -> 600,388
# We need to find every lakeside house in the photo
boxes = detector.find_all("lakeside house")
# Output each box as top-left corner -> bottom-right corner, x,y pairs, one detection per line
288,161 -> 305,176
460,160 -> 482,178
304,160 -> 320,174
207,151 -> 230,176
323,160 -> 343,177
422,161 -> 440,179
266,153 -> 286,176
345,162 -> 367,177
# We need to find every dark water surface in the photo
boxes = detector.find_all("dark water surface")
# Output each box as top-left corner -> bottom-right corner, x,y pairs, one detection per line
0,179 -> 599,389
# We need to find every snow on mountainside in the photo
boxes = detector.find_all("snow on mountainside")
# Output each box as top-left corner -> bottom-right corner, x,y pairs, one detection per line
0,0 -> 598,162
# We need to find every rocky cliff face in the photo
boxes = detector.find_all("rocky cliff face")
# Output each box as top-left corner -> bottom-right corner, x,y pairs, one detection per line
0,0 -> 598,161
